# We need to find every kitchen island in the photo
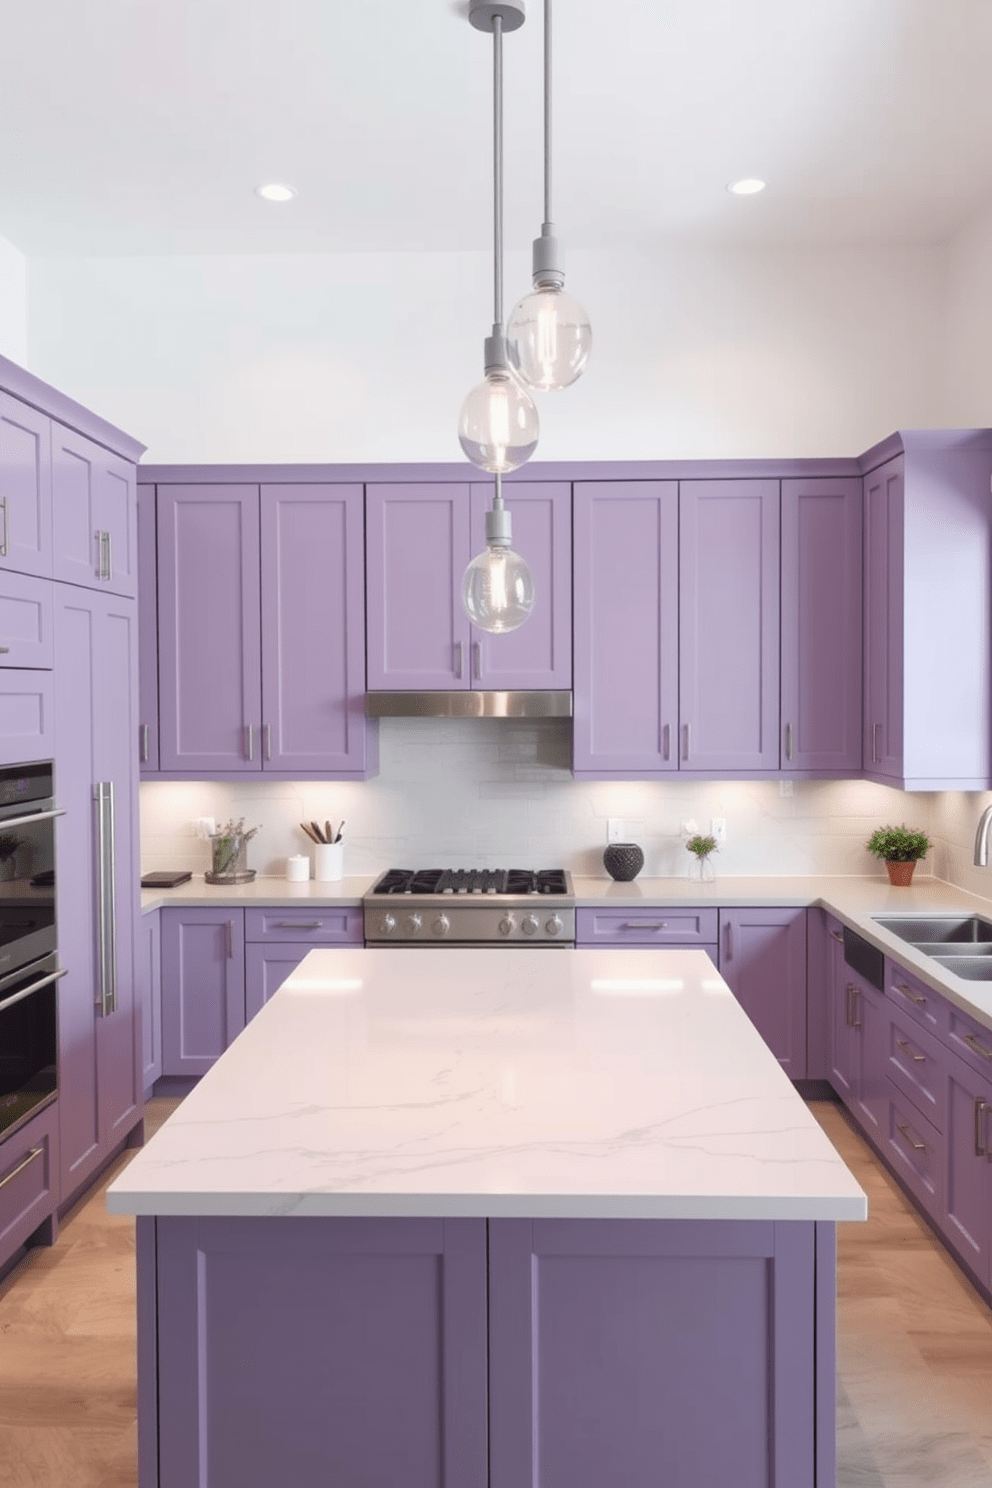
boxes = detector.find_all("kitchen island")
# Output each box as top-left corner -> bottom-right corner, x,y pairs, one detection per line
108,946 -> 866,1488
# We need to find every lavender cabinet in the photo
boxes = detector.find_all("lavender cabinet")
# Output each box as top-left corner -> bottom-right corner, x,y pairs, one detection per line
863,455 -> 903,782
718,907 -> 807,1077
51,423 -> 137,597
138,910 -> 162,1094
0,1099 -> 59,1273
573,481 -> 679,774
137,484 -> 159,773
0,390 -> 52,579
942,1051 -> 992,1291
780,478 -> 862,773
160,909 -> 246,1077
365,481 -> 571,691
0,571 -> 53,669
54,585 -> 142,1204
825,917 -> 856,1104
0,670 -> 54,766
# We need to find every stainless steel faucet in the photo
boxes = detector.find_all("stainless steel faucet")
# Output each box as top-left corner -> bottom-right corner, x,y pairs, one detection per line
975,804 -> 992,866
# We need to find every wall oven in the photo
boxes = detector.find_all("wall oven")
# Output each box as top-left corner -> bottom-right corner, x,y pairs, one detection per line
0,761 -> 65,1141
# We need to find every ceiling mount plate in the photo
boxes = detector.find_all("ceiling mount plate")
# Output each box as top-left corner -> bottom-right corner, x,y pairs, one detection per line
469,1 -> 526,32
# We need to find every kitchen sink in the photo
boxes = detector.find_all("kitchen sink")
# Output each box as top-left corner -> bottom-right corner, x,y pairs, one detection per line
926,956 -> 992,980
872,915 -> 992,944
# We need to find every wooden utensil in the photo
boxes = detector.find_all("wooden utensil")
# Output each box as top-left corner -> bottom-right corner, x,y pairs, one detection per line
310,820 -> 325,843
300,822 -> 321,845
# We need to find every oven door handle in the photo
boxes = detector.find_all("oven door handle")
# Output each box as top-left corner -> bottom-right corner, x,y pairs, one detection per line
0,966 -> 67,1012
0,807 -> 66,831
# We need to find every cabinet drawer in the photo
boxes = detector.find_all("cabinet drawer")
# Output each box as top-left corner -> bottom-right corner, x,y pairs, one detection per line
946,1001 -> 992,1081
885,1006 -> 945,1132
576,907 -> 718,947
244,906 -> 364,945
883,1079 -> 943,1224
885,960 -> 949,1042
0,571 -> 53,668
0,1100 -> 58,1268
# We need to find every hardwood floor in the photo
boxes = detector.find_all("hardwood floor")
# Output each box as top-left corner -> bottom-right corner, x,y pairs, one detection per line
0,1097 -> 989,1486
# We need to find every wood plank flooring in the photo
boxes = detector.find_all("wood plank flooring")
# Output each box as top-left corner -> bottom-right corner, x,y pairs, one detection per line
0,1097 -> 988,1486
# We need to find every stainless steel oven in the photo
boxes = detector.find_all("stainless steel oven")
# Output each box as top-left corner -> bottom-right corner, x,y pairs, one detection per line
0,762 -> 65,1140
363,868 -> 576,947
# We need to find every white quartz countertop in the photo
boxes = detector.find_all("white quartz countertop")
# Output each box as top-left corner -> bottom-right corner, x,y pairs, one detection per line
140,874 -> 369,911
107,946 -> 867,1224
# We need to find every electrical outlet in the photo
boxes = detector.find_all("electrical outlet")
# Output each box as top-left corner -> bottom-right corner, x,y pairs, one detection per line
710,817 -> 727,844
607,817 -> 625,843
779,779 -> 793,797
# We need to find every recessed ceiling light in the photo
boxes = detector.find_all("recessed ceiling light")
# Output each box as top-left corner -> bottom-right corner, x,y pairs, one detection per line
727,178 -> 766,196
254,183 -> 297,203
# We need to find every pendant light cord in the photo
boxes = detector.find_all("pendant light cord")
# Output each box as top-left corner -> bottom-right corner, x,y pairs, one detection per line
544,0 -> 552,228
493,14 -> 504,329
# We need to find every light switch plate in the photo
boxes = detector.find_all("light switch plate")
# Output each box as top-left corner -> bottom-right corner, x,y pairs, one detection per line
711,817 -> 727,844
607,817 -> 625,843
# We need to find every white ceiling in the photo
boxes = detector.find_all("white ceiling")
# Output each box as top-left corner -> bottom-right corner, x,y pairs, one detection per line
2,0 -> 992,257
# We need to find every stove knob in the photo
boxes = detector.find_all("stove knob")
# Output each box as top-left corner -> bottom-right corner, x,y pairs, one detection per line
380,914 -> 397,936
498,915 -> 516,936
521,914 -> 539,936
545,914 -> 563,937
405,913 -> 422,936
431,914 -> 450,937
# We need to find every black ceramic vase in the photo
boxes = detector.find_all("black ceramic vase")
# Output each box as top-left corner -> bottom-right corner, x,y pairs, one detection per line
603,843 -> 645,882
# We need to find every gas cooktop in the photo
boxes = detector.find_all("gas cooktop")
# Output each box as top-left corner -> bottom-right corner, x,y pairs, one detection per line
363,868 -> 575,945
370,868 -> 570,897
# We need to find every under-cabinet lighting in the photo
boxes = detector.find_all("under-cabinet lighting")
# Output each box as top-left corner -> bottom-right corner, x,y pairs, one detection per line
727,178 -> 766,196
254,183 -> 298,202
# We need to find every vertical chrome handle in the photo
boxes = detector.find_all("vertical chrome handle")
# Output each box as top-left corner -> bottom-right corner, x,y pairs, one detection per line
245,724 -> 254,761
105,529 -> 112,580
975,1098 -> 987,1158
454,641 -> 464,679
785,721 -> 794,761
845,983 -> 854,1027
95,530 -> 104,579
872,722 -> 882,764
851,985 -> 861,1030
139,723 -> 149,763
105,781 -> 117,1013
94,784 -> 108,1015
683,723 -> 691,762
472,641 -> 482,681
0,496 -> 9,557
662,723 -> 671,761
94,782 -> 117,1015
829,928 -> 845,943
226,920 -> 234,960
263,722 -> 272,760
724,920 -> 733,960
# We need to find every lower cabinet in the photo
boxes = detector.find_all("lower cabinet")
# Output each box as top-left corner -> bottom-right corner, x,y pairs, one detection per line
718,907 -> 807,1077
137,910 -> 163,1094
0,1100 -> 59,1274
575,906 -> 718,963
942,1052 -> 992,1290
160,905 -> 364,1076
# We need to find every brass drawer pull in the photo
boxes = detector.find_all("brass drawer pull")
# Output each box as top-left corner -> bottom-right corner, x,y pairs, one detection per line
896,1122 -> 926,1153
896,1038 -> 925,1064
0,1145 -> 43,1193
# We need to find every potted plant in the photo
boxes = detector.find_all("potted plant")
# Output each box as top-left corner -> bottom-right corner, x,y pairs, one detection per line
866,824 -> 931,886
207,817 -> 260,884
685,832 -> 718,882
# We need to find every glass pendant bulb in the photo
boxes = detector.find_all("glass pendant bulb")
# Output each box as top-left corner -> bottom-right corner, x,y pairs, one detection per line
458,366 -> 539,474
506,283 -> 592,391
462,487 -> 535,633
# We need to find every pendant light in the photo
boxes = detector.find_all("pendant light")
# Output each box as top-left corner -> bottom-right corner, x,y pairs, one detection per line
506,0 -> 591,391
459,0 -> 536,634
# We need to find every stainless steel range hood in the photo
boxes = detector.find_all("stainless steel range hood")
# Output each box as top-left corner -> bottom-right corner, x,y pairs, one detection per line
365,691 -> 572,719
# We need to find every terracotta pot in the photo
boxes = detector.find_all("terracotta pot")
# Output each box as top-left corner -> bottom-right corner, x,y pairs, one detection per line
885,859 -> 917,887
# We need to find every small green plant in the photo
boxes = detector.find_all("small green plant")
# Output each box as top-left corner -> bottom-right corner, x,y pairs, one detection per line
686,833 -> 718,859
865,824 -> 931,862
211,817 -> 260,876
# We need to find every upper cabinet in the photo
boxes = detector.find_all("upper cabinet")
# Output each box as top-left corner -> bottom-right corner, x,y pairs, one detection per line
136,483 -> 159,773
52,423 -> 137,597
862,434 -> 992,790
0,390 -> 52,579
153,480 -> 375,779
781,478 -> 863,775
365,481 -> 571,691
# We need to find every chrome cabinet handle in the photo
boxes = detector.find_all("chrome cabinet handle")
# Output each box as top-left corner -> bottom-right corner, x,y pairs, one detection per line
963,1033 -> 992,1060
245,724 -> 254,761
105,529 -> 112,579
724,921 -> 733,960
663,723 -> 671,761
851,985 -> 861,1030
872,722 -> 882,763
226,920 -> 234,959
829,928 -> 844,943
94,785 -> 108,1015
0,1146 -> 43,1193
139,723 -> 149,762
0,496 -> 9,557
263,723 -> 272,761
845,983 -> 853,1026
683,723 -> 691,762
622,921 -> 668,931
275,920 -> 322,929
454,641 -> 464,679
897,1122 -> 926,1153
975,1098 -> 987,1158
472,641 -> 482,681
104,782 -> 117,1014
896,1038 -> 925,1063
895,981 -> 926,1006
93,783 -> 116,1015
785,721 -> 794,761
0,647 -> 8,655
94,530 -> 104,579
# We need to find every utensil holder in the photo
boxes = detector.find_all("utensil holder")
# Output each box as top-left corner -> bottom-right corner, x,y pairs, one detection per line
314,842 -> 343,882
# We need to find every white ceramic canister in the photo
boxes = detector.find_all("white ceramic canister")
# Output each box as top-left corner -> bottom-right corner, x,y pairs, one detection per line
314,842 -> 343,882
286,854 -> 310,883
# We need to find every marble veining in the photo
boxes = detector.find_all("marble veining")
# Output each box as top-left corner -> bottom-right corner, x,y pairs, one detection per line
107,947 -> 867,1221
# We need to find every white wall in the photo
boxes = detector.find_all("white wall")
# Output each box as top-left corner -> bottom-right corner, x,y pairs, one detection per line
27,241 -> 945,464
940,196 -> 992,427
0,232 -> 28,366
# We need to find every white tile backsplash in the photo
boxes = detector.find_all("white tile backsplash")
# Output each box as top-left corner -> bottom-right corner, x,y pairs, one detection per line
139,718 -> 964,884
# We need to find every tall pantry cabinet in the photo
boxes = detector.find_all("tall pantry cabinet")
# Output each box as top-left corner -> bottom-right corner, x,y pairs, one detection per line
0,353 -> 146,1211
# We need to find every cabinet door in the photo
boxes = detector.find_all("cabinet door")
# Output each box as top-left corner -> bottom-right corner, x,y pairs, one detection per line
365,484 -> 471,690
0,670 -> 54,766
573,481 -> 679,775
51,424 -> 137,596
863,457 -> 903,782
138,910 -> 162,1093
245,943 -> 309,1023
851,973 -> 886,1142
680,480 -> 780,772
137,484 -> 159,773
468,482 -> 571,689
943,1055 -> 992,1288
0,572 -> 53,669
161,909 -> 245,1075
780,479 -> 862,773
828,935 -> 858,1108
0,391 -> 52,579
260,483 -> 373,774
54,587 -> 141,1200
719,907 -> 807,1076
157,486 -> 262,772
